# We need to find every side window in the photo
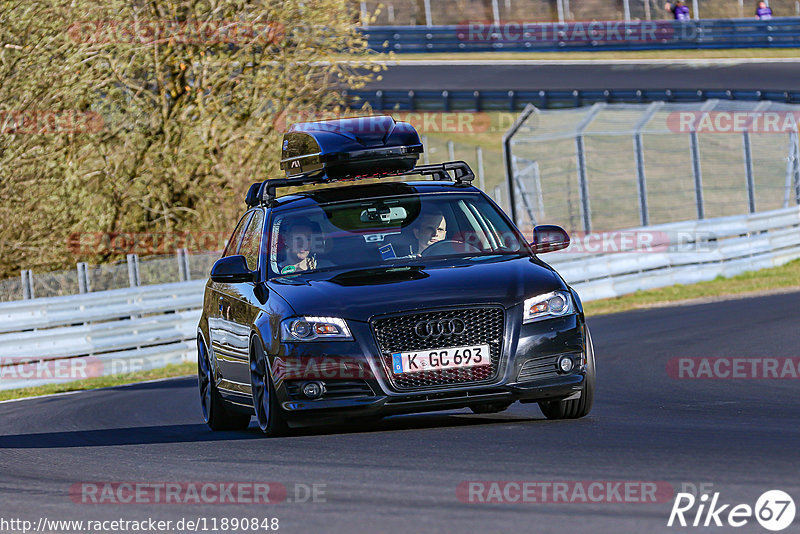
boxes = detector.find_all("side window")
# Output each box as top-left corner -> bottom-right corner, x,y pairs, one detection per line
223,212 -> 253,257
239,209 -> 265,271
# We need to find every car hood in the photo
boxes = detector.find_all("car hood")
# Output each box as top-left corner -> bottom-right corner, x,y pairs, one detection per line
268,255 -> 563,322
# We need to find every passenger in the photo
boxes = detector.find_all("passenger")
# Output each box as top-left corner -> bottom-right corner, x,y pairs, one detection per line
279,217 -> 318,274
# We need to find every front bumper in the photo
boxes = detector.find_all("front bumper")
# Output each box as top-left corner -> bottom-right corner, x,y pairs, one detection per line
271,308 -> 587,426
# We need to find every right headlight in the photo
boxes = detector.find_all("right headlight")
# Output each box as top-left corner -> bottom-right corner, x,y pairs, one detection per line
522,290 -> 574,324
280,316 -> 353,342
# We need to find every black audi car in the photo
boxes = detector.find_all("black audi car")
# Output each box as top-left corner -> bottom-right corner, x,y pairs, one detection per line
198,116 -> 595,435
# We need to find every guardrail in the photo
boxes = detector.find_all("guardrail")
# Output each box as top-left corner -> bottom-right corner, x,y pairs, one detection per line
346,88 -> 800,111
1,207 -> 797,391
548,206 -> 800,301
361,18 -> 800,52
0,280 -> 204,391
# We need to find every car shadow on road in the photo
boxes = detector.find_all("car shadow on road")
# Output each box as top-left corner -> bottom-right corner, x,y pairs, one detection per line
0,412 -> 556,448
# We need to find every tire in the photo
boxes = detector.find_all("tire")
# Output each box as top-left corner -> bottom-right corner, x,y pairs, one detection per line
470,402 -> 513,414
198,336 -> 251,431
249,338 -> 289,437
538,326 -> 596,420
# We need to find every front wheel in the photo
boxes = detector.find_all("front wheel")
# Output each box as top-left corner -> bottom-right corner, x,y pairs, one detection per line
539,326 -> 596,420
198,336 -> 251,431
250,338 -> 289,437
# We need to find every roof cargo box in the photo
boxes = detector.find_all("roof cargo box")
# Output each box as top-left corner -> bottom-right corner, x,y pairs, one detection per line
279,116 -> 423,179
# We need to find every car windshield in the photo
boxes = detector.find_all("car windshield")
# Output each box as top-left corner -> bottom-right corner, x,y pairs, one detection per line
268,192 -> 527,277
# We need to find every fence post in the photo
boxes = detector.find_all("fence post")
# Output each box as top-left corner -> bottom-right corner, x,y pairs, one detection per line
77,262 -> 91,293
422,135 -> 430,164
476,146 -> 486,191
692,0 -> 699,19
512,155 -> 538,227
502,103 -> 537,225
623,0 -> 631,21
447,140 -> 455,161
689,100 -> 717,220
633,102 -> 661,227
690,130 -> 704,219
177,248 -> 191,282
423,0 -> 432,27
795,130 -> 800,204
493,185 -> 503,210
742,130 -> 756,213
784,132 -> 797,208
360,2 -> 369,26
127,254 -> 140,287
491,0 -> 501,25
21,270 -> 34,300
574,103 -> 605,233
557,0 -> 565,22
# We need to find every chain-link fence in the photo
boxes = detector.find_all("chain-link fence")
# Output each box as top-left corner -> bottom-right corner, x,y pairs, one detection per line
361,0 -> 800,25
0,251 -> 221,302
421,134 -> 511,211
508,100 -> 800,234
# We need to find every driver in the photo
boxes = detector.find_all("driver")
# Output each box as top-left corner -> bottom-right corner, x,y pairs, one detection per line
413,211 -> 447,254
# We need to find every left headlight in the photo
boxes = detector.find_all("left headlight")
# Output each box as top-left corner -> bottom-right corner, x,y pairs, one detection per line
281,316 -> 353,342
523,290 -> 574,324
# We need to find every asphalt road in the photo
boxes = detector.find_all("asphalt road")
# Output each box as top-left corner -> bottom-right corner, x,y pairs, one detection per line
364,60 -> 800,91
1,290 -> 799,533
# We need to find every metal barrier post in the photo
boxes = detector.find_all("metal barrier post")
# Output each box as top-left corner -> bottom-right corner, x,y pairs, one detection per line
447,140 -> 455,161
623,0 -> 631,21
77,262 -> 91,293
422,135 -> 430,164
21,270 -> 34,300
127,254 -> 140,287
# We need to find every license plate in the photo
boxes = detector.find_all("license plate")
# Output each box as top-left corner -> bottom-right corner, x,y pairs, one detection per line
391,344 -> 490,374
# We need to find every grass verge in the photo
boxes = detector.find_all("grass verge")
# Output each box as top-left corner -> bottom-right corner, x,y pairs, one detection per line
2,259 -> 799,401
0,361 -> 196,402
583,258 -> 800,316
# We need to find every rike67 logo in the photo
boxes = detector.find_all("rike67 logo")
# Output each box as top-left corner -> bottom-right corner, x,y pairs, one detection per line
668,490 -> 796,531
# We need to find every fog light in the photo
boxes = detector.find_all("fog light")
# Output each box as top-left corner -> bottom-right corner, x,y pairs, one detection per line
558,355 -> 574,373
302,381 -> 324,399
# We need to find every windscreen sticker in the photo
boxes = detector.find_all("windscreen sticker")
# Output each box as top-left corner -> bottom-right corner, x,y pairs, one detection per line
280,265 -> 297,274
379,243 -> 397,260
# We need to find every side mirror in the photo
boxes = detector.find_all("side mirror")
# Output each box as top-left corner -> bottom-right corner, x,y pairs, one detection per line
210,255 -> 258,283
531,225 -> 570,254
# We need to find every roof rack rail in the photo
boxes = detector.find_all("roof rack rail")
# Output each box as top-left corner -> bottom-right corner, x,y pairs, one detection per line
247,160 -> 476,207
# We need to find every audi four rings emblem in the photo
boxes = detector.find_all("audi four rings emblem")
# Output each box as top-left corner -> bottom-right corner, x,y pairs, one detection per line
414,318 -> 466,338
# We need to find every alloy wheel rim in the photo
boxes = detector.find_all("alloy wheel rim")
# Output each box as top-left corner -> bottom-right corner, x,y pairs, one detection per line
250,350 -> 270,431
197,338 -> 212,422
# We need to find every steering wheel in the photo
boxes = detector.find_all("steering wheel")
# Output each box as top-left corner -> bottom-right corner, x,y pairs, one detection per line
420,239 -> 481,257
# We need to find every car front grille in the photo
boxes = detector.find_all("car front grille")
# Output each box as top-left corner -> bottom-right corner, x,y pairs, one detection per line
371,306 -> 504,391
